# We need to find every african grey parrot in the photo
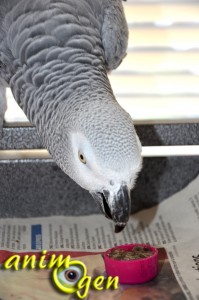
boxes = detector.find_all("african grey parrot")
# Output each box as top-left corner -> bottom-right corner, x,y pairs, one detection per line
0,0 -> 142,232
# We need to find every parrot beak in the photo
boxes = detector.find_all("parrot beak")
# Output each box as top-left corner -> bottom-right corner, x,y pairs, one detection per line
90,185 -> 131,233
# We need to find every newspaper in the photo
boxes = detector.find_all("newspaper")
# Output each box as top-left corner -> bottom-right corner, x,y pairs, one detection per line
0,175 -> 199,299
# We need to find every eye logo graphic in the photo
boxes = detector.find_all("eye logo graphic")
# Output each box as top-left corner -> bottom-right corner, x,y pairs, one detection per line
52,260 -> 87,295
52,260 -> 118,299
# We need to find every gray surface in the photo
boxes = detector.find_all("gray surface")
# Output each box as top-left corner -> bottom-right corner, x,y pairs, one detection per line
136,123 -> 199,146
0,123 -> 199,149
0,126 -> 42,150
0,157 -> 198,218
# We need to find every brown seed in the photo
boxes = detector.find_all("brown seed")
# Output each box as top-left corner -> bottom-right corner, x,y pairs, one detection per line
108,246 -> 153,260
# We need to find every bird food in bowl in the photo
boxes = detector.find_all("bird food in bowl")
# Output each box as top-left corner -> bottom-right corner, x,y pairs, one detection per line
104,243 -> 158,284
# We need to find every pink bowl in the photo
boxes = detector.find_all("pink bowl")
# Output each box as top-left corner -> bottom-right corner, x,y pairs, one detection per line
104,243 -> 158,284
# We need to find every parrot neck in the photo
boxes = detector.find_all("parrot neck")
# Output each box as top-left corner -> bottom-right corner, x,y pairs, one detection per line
9,60 -> 113,114
9,59 -> 115,147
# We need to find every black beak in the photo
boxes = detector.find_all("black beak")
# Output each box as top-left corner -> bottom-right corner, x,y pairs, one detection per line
90,185 -> 131,233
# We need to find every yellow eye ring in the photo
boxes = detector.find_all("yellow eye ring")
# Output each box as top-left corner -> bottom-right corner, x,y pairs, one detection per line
78,151 -> 86,164
52,260 -> 87,294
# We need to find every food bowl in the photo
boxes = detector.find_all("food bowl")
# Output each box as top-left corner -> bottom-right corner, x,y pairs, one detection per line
104,243 -> 158,284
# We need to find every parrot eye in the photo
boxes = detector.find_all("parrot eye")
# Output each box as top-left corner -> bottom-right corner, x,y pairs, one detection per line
78,151 -> 86,164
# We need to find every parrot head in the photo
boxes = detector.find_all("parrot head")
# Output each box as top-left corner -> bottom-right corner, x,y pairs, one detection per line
50,99 -> 142,233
